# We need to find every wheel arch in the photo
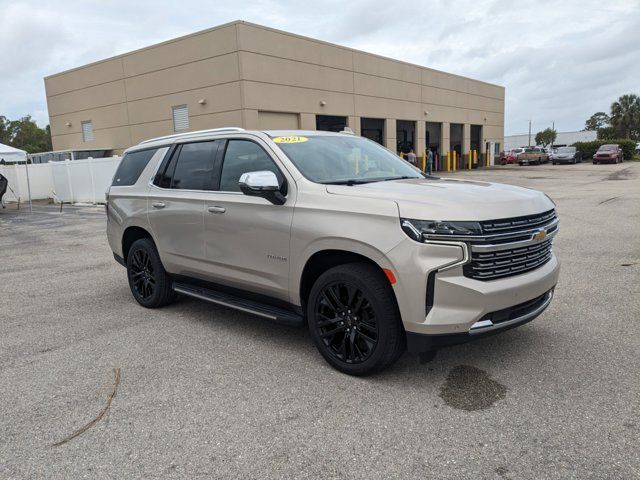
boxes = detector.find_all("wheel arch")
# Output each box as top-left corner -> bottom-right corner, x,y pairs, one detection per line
297,248 -> 398,313
122,226 -> 155,262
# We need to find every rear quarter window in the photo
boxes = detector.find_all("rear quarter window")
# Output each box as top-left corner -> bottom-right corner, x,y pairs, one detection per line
112,148 -> 159,186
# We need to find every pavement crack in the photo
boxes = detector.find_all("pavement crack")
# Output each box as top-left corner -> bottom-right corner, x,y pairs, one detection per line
598,196 -> 621,205
52,368 -> 121,447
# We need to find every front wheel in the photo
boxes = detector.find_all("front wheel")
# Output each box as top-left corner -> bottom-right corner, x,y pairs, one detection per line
126,238 -> 176,308
307,263 -> 405,376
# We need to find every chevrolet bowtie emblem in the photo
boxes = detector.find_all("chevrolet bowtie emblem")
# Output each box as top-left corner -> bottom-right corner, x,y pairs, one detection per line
533,229 -> 547,242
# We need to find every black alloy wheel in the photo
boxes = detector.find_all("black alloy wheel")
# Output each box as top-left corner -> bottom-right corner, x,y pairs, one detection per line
130,248 -> 155,300
307,263 -> 405,375
126,238 -> 176,308
315,281 -> 379,364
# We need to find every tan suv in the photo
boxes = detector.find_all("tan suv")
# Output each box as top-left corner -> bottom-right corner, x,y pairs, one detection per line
107,128 -> 559,375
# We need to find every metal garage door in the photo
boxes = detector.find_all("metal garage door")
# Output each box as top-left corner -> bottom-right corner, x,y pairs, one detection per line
258,111 -> 299,130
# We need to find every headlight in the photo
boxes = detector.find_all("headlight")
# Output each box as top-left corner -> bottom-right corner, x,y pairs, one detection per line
400,218 -> 482,242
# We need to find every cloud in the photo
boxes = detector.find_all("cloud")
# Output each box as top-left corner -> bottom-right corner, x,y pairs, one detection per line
0,0 -> 638,135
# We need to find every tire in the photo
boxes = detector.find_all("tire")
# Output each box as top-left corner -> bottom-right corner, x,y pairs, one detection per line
126,238 -> 176,308
307,263 -> 405,376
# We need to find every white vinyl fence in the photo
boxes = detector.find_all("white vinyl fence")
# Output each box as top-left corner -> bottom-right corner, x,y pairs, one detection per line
0,156 -> 121,204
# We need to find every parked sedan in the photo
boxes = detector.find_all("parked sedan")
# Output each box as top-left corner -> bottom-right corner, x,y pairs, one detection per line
551,147 -> 582,164
593,144 -> 623,164
500,150 -> 519,165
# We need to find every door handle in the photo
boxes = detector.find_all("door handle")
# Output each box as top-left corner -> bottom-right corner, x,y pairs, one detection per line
152,202 -> 166,209
207,206 -> 226,214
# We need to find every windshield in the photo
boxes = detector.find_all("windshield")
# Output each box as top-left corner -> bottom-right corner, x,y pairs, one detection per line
558,147 -> 575,153
273,134 -> 423,184
599,145 -> 616,151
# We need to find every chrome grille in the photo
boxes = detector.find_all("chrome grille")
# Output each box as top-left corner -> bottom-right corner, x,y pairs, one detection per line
464,210 -> 557,281
480,209 -> 556,235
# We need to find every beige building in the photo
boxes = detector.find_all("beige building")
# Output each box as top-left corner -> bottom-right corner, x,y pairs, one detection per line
45,20 -> 504,165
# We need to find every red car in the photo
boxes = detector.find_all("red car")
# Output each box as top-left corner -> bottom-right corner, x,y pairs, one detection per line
500,150 -> 519,165
593,144 -> 623,164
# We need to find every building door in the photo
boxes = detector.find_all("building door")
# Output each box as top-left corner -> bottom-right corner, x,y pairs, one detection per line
470,125 -> 482,153
316,115 -> 347,132
396,120 -> 415,154
258,111 -> 300,130
361,118 -> 384,145
450,123 -> 463,162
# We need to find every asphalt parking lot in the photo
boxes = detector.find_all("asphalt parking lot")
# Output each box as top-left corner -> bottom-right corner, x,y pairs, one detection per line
1,162 -> 638,479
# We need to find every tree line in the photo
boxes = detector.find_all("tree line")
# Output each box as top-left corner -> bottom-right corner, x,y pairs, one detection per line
585,93 -> 640,140
0,115 -> 52,154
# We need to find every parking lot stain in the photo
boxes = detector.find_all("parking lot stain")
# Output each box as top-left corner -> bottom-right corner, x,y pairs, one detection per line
606,167 -> 632,181
439,365 -> 507,411
495,466 -> 510,478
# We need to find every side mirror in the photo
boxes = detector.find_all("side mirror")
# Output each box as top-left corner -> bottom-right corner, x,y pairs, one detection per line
238,171 -> 285,205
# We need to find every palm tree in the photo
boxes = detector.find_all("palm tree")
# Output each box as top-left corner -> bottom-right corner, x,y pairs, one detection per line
610,94 -> 640,140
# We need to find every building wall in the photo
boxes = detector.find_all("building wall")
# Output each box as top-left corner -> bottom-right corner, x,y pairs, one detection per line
45,21 -> 504,155
45,24 -> 243,153
504,130 -> 597,150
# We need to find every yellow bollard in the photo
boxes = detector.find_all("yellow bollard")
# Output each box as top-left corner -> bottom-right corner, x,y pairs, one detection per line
421,151 -> 426,172
453,151 -> 457,172
468,152 -> 471,170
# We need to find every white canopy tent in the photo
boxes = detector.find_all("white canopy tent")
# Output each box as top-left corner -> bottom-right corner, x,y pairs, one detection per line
0,143 -> 27,164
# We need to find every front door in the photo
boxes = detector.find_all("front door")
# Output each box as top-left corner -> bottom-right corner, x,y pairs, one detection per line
203,138 -> 295,301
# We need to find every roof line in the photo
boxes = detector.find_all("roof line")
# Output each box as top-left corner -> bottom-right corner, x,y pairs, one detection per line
45,20 -> 503,89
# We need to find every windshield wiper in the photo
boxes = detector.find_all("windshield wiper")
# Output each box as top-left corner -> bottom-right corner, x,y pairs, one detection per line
372,175 -> 420,182
323,179 -> 376,185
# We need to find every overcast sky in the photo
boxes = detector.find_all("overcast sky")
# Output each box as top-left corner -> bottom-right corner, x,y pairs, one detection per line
1,0 -> 638,135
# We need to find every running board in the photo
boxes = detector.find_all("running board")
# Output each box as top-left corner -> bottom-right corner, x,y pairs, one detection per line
172,282 -> 304,327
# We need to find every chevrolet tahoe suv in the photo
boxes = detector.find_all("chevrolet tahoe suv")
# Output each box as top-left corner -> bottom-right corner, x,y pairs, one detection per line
107,128 -> 559,375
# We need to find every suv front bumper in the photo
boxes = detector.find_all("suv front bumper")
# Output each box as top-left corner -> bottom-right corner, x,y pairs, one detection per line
405,288 -> 554,352
381,239 -> 560,352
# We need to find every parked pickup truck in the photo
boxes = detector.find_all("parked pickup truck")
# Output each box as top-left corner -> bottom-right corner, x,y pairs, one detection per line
107,128 -> 560,375
518,147 -> 549,166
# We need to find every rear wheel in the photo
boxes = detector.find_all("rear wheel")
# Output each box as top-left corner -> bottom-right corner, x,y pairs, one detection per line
126,238 -> 176,308
307,263 -> 405,376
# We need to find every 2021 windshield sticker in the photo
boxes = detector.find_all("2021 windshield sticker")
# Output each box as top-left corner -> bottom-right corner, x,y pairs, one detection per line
272,136 -> 308,144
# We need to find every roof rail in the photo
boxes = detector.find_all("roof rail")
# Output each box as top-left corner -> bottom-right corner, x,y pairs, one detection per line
139,127 -> 246,145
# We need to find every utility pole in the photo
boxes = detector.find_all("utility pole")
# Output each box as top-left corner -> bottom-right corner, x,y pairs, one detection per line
528,120 -> 532,147
551,121 -> 555,149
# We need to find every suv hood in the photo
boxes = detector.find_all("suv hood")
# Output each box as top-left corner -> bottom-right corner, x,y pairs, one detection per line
325,177 -> 554,221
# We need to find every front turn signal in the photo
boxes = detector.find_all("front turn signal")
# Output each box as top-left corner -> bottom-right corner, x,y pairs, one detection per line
383,268 -> 397,285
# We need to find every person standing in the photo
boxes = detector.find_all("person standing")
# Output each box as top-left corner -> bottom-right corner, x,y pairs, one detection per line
426,149 -> 434,175
407,149 -> 417,166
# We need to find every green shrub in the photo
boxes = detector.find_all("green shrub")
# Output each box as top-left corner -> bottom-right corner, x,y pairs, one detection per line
572,139 -> 636,160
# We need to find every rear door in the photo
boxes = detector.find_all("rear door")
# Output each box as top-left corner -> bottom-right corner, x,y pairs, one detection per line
202,137 -> 295,301
147,140 -> 220,277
